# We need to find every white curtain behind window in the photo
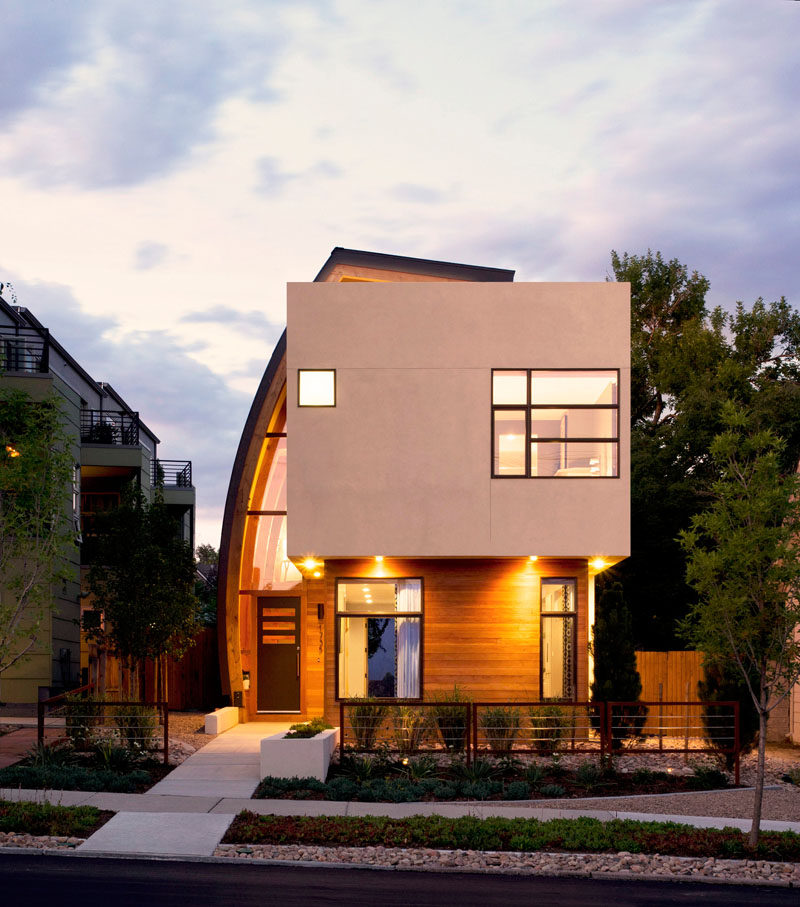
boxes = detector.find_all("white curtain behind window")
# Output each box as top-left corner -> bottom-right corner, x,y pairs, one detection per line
396,580 -> 421,698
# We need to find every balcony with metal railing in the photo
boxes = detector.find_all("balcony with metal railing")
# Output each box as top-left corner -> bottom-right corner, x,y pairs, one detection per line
80,409 -> 140,446
154,459 -> 193,487
0,325 -> 49,373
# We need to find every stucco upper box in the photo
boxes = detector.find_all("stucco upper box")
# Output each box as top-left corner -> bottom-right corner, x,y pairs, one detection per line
287,281 -> 629,369
286,281 -> 630,559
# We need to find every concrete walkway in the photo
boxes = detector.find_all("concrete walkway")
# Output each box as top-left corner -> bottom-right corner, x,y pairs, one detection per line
147,721 -> 291,800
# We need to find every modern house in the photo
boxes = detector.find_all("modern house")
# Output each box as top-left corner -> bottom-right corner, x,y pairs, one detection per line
218,249 -> 630,722
0,295 -> 195,703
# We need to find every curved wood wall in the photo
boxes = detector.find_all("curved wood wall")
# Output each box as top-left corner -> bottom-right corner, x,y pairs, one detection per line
217,331 -> 287,699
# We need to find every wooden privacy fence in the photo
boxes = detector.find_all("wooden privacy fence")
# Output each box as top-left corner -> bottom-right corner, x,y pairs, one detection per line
635,650 -> 704,733
85,627 -> 221,711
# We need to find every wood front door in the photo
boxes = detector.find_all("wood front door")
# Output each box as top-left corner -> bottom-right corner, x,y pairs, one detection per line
257,596 -> 301,712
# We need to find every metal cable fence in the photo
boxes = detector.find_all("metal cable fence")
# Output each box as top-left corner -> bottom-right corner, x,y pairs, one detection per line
338,699 -> 740,782
37,686 -> 169,764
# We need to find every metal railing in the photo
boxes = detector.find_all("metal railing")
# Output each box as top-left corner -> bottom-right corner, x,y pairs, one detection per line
37,685 -> 169,764
80,409 -> 140,446
339,699 -> 473,763
0,325 -> 49,373
338,699 -> 741,782
473,701 -> 603,758
154,459 -> 192,487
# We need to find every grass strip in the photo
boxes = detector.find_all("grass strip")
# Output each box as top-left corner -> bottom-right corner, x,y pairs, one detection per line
223,812 -> 800,863
0,799 -> 113,837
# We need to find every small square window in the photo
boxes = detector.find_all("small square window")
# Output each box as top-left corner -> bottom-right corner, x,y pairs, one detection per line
298,369 -> 336,407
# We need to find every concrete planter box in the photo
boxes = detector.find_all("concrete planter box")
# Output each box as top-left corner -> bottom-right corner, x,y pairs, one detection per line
260,727 -> 340,782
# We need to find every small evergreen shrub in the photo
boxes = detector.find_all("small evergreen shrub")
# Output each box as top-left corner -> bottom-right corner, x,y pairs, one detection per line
479,705 -> 521,756
430,686 -> 470,753
529,705 -> 568,754
539,783 -> 567,798
504,780 -> 531,800
347,699 -> 387,750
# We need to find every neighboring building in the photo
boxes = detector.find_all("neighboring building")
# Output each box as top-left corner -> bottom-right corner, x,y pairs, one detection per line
0,296 -> 195,703
218,249 -> 631,721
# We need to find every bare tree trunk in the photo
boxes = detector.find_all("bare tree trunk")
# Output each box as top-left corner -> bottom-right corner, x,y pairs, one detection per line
749,708 -> 767,848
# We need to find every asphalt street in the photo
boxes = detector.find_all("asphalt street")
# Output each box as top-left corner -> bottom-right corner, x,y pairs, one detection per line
0,853 -> 797,907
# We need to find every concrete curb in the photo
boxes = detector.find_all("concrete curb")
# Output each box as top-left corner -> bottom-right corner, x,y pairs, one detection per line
0,845 -> 795,888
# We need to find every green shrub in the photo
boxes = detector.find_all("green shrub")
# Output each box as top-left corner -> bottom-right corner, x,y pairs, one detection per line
450,758 -> 496,782
688,764 -> 729,790
504,780 -> 531,800
94,740 -> 134,772
400,755 -> 438,779
347,699 -> 387,750
479,705 -> 521,756
430,686 -> 470,753
391,706 -> 432,753
337,754 -> 379,782
285,717 -> 333,739
529,705 -> 568,753
0,764 -> 150,792
114,704 -> 159,751
325,777 -> 358,800
26,742 -> 79,767
524,763 -> 545,789
462,780 -> 502,800
64,692 -> 104,749
539,783 -> 566,798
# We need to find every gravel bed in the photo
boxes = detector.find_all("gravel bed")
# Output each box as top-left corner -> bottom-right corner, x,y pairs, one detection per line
0,833 -> 84,850
166,711 -> 214,765
537,787 -> 800,821
213,843 -> 800,885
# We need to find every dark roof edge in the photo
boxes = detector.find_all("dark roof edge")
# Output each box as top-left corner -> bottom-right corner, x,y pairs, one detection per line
4,303 -> 104,397
313,247 -> 515,283
3,301 -> 162,447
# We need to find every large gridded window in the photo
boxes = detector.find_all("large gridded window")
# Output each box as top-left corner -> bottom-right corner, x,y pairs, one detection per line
540,578 -> 577,701
336,579 -> 422,700
492,369 -> 619,477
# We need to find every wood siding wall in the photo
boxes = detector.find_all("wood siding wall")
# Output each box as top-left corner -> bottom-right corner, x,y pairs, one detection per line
321,557 -> 589,724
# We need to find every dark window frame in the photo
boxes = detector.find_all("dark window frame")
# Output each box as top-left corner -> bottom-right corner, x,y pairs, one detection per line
491,368 -> 620,478
539,576 -> 578,702
297,368 -> 337,407
334,576 -> 424,702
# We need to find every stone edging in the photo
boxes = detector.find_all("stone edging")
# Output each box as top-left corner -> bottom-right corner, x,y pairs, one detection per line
214,843 -> 800,887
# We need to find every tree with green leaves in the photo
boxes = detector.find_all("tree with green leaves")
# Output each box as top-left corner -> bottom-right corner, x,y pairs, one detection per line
86,486 -> 199,699
610,250 -> 800,647
0,388 -> 74,700
679,405 -> 800,847
589,580 -> 646,748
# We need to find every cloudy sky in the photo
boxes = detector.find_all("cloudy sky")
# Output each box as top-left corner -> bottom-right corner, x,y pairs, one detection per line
1,0 -> 797,547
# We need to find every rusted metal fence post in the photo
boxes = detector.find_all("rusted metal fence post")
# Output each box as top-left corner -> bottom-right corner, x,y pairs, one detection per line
734,700 -> 740,786
658,683 -> 663,752
339,701 -> 345,751
162,702 -> 169,765
683,681 -> 690,763
37,698 -> 45,746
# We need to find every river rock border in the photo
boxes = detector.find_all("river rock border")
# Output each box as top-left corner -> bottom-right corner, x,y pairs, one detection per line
214,843 -> 800,886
